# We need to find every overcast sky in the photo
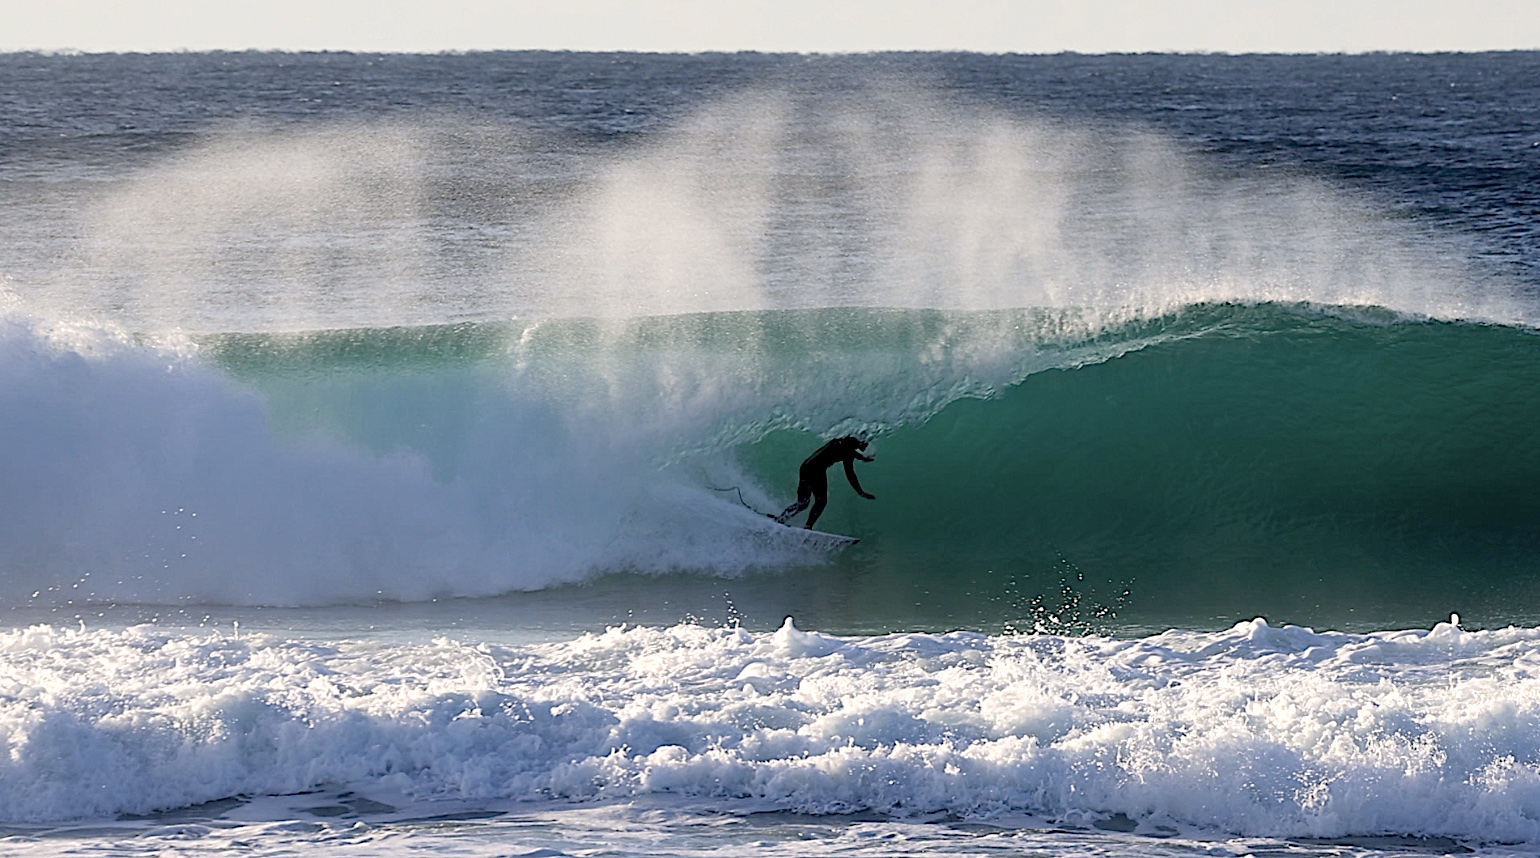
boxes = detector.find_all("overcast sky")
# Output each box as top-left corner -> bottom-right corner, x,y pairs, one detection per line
3,0 -> 1537,54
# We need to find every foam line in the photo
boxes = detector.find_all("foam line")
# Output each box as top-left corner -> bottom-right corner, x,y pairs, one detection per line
3,617 -> 1539,846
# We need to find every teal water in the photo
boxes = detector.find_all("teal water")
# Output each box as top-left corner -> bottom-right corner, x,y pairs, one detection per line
744,307 -> 1540,631
173,302 -> 1540,633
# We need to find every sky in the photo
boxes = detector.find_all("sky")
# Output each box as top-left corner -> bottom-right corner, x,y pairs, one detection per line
3,0 -> 1538,54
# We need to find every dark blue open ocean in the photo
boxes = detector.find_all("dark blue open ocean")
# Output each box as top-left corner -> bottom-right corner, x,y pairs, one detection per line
2,51 -> 1539,857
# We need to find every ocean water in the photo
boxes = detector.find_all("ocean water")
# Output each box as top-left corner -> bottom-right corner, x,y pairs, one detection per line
2,50 -> 1540,856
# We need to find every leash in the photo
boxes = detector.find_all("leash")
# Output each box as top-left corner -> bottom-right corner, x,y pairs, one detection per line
707,485 -> 770,517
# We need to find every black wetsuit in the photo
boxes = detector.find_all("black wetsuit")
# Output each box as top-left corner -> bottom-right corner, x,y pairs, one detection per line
774,436 -> 875,529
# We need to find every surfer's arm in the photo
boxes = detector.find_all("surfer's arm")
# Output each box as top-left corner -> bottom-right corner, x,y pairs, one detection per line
844,459 -> 876,499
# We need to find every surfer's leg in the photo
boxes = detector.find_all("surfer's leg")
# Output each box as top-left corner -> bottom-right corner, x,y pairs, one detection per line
804,473 -> 830,529
775,497 -> 807,524
775,478 -> 815,524
805,492 -> 828,529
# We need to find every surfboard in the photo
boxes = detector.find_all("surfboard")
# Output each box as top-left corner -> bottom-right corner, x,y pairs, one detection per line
694,487 -> 860,549
765,514 -> 860,546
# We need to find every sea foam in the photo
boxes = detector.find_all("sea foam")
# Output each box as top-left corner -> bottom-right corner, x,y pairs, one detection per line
0,312 -> 831,607
3,617 -> 1539,845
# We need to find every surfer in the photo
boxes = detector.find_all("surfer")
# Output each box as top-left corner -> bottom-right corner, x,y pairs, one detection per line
773,436 -> 876,529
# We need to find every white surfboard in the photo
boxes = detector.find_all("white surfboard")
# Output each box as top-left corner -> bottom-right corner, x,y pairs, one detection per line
762,514 -> 860,547
691,485 -> 861,550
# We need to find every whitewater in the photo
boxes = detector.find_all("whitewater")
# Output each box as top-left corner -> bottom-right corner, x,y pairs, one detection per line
1,50 -> 1539,855
3,617 -> 1539,856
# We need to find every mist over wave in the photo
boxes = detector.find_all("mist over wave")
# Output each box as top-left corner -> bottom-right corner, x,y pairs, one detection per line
2,84 -> 1533,618
28,88 -> 1523,332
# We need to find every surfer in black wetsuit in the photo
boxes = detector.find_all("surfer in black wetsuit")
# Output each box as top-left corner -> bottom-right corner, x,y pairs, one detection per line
773,436 -> 876,529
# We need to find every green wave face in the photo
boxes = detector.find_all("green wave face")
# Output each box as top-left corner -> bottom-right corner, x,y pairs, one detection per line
185,303 -> 1540,631
737,308 -> 1540,631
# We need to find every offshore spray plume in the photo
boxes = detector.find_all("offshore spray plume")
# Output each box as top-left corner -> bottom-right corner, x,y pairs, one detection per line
22,84 -> 1521,454
35,85 -> 1515,335
511,85 -> 1515,452
0,82 -> 1527,607
49,120 -> 544,333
